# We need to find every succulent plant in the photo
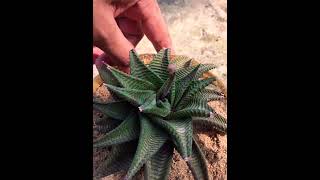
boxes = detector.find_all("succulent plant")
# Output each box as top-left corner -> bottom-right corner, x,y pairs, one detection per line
93,48 -> 227,180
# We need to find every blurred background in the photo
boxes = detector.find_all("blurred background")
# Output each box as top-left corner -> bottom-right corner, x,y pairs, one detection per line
136,0 -> 227,86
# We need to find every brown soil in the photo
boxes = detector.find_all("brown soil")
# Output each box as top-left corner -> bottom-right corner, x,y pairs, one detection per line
93,56 -> 227,180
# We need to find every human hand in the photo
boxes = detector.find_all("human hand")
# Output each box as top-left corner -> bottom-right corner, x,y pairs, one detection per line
93,0 -> 173,73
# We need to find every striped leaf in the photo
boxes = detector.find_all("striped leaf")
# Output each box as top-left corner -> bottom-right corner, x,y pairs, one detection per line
94,141 -> 137,178
95,60 -> 121,87
192,112 -> 227,133
93,101 -> 132,120
144,141 -> 174,180
94,117 -> 121,134
171,55 -> 193,70
168,97 -> 212,119
95,60 -> 121,100
175,66 -> 196,80
186,138 -> 209,180
93,111 -> 139,148
170,77 -> 176,105
129,50 -> 163,88
156,72 -> 176,100
150,117 -> 193,159
108,65 -> 157,90
106,84 -> 155,107
125,114 -> 168,180
173,65 -> 200,107
149,48 -> 170,81
195,64 -> 216,79
140,94 -> 171,117
176,78 -> 215,109
199,88 -> 225,101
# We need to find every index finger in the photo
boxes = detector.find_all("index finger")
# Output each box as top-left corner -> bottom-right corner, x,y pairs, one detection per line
133,0 -> 174,53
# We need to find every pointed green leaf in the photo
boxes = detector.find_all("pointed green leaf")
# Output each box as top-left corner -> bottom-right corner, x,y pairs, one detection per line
175,66 -> 196,80
94,117 -> 121,134
192,112 -> 227,133
106,84 -> 155,107
93,101 -> 133,120
199,88 -> 225,101
170,76 -> 176,104
94,141 -> 137,178
140,94 -> 171,117
126,114 -> 168,180
129,50 -> 163,88
93,111 -> 139,148
95,60 -> 121,87
95,60 -> 122,100
169,97 -> 212,119
173,65 -> 200,107
156,72 -> 176,100
108,65 -> 157,90
171,55 -> 193,70
195,64 -> 216,79
175,64 -> 216,81
144,141 -> 174,180
149,48 -> 170,81
176,78 -> 215,109
150,117 -> 193,159
186,138 -> 209,180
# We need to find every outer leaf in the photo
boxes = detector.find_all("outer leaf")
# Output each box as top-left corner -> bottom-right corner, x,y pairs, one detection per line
144,141 -> 174,180
175,66 -> 196,80
125,114 -> 168,180
106,84 -> 155,107
108,65 -> 157,90
149,48 -> 170,81
171,55 -> 193,70
140,94 -> 171,117
94,141 -> 137,178
93,111 -> 139,148
95,59 -> 121,87
195,64 -> 216,79
176,77 -> 215,109
94,117 -> 121,134
93,101 -> 132,120
95,60 -> 121,100
173,65 -> 200,108
186,138 -> 209,180
192,112 -> 227,133
150,117 -> 193,159
129,50 -> 163,88
199,88 -> 225,101
169,97 -> 212,119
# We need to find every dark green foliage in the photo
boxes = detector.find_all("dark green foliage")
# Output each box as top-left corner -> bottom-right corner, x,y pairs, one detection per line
187,138 -> 210,180
144,141 -> 174,180
93,49 -> 227,180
